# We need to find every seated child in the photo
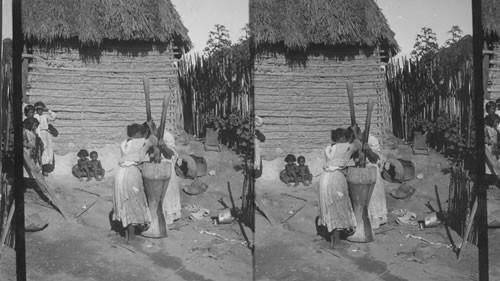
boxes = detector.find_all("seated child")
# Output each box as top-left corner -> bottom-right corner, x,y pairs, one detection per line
279,154 -> 299,186
72,149 -> 91,182
88,151 -> 105,181
296,156 -> 312,186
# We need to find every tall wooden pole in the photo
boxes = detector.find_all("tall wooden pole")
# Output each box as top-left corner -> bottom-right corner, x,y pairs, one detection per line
472,0 -> 488,280
12,0 -> 27,279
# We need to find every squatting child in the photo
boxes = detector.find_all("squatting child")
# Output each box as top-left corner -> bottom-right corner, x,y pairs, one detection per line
89,151 -> 105,181
280,154 -> 299,187
72,149 -> 91,182
296,156 -> 312,186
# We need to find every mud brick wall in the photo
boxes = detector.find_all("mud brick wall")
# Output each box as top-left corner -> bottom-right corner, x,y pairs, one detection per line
488,43 -> 500,101
254,49 -> 389,160
26,42 -> 182,154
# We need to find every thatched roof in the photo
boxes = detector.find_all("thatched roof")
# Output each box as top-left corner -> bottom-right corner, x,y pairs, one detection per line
250,0 -> 399,54
22,0 -> 191,50
483,0 -> 500,39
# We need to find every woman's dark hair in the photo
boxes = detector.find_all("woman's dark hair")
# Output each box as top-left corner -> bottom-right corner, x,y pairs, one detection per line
284,154 -> 296,163
24,105 -> 35,116
332,128 -> 346,142
90,151 -> 98,158
486,101 -> 496,112
346,126 -> 362,142
23,117 -> 39,130
297,156 -> 305,163
77,149 -> 89,158
127,123 -> 146,138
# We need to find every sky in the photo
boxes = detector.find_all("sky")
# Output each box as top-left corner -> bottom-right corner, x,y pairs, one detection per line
3,0 -> 472,58
2,0 -> 13,39
171,0 -> 249,55
376,0 -> 472,58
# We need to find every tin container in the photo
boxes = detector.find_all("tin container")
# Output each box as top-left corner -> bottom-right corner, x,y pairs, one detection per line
217,208 -> 234,224
424,212 -> 440,228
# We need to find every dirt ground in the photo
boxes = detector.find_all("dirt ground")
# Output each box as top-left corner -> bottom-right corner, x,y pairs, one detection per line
2,137 -> 500,280
2,135 -> 253,281
254,140 -> 500,281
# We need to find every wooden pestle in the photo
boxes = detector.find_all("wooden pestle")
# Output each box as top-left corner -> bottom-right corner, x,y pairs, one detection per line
359,100 -> 374,168
143,77 -> 152,121
154,94 -> 171,163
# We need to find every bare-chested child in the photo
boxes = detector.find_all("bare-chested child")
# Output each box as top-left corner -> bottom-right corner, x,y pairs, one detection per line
280,154 -> 299,187
296,156 -> 312,186
88,151 -> 105,181
72,149 -> 91,182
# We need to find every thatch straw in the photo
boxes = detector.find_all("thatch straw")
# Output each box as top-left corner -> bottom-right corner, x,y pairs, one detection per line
250,0 -> 399,54
483,0 -> 500,39
22,0 -> 192,50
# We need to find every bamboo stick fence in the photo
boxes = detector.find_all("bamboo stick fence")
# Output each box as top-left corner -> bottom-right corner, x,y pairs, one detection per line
447,168 -> 478,245
386,53 -> 478,245
386,56 -> 474,143
177,50 -> 251,137
1,38 -> 15,249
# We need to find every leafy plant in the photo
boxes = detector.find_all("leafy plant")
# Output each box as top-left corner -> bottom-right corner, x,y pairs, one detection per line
413,117 -> 434,134
205,114 -> 227,130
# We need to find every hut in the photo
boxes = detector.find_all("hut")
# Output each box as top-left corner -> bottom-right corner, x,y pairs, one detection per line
483,0 -> 500,101
250,0 -> 399,160
22,0 -> 191,154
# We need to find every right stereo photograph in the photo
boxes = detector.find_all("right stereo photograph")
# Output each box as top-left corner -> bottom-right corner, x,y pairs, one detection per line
250,0 -> 498,280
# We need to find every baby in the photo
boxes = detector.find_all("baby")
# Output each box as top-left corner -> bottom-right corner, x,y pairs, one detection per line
72,149 -> 91,182
296,156 -> 312,186
280,154 -> 299,187
88,151 -> 105,181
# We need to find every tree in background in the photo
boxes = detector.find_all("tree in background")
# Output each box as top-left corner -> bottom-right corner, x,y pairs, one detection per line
411,27 -> 439,61
204,24 -> 232,60
443,25 -> 463,48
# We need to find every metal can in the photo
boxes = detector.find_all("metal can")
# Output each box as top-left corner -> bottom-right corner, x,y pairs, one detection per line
217,208 -> 234,224
424,212 -> 440,228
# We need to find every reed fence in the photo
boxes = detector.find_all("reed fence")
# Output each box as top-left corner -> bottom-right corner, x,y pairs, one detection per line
447,168 -> 478,245
177,49 -> 251,137
386,56 -> 474,143
1,38 -> 15,249
385,44 -> 478,246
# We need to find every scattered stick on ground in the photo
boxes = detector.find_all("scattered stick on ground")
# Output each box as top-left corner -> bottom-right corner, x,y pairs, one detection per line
280,193 -> 307,202
200,230 -> 246,245
114,243 -> 135,253
74,188 -> 101,197
320,247 -> 341,258
170,223 -> 189,231
255,198 -> 273,225
375,227 -> 396,235
74,200 -> 98,218
281,204 -> 306,224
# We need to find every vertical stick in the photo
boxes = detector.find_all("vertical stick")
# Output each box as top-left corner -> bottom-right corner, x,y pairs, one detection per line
157,94 -> 170,141
457,197 -> 478,261
346,81 -> 356,126
360,100 -> 374,168
143,77 -> 152,121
